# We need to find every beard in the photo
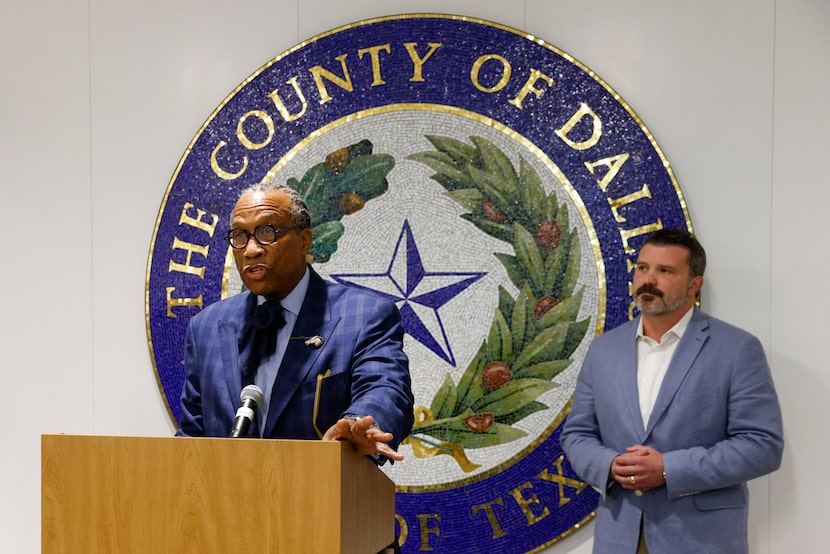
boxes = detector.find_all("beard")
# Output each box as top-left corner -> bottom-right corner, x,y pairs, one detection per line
635,283 -> 688,316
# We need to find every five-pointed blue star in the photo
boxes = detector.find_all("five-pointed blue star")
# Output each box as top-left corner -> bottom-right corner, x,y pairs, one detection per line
331,220 -> 485,366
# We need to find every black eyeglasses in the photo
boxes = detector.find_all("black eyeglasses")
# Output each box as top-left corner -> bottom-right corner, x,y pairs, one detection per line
225,224 -> 301,249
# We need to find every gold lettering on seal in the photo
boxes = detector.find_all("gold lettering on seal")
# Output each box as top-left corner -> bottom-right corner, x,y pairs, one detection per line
507,482 -> 550,525
309,54 -> 354,104
508,69 -> 554,110
470,497 -> 507,539
394,514 -> 408,549
555,102 -> 602,150
236,110 -> 274,150
210,141 -> 248,181
166,286 -> 203,317
417,514 -> 441,551
585,153 -> 631,193
608,183 -> 653,224
403,42 -> 442,82
535,455 -> 588,507
168,238 -> 208,278
165,203 -> 218,317
470,54 -> 512,93
268,77 -> 308,123
358,44 -> 392,86
178,202 -> 219,236
620,221 -> 663,254
168,202 -> 219,278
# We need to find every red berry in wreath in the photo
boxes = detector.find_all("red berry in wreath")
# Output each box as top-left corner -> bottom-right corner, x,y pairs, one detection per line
482,199 -> 508,222
482,361 -> 512,391
535,221 -> 561,251
464,413 -> 495,432
534,296 -> 560,321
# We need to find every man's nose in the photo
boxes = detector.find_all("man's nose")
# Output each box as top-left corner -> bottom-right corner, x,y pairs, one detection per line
242,235 -> 265,256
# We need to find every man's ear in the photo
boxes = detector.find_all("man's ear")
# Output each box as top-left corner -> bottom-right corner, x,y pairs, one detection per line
689,275 -> 704,297
299,227 -> 313,254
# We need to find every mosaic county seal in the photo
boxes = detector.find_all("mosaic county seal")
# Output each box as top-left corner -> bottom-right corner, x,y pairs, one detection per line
146,14 -> 692,553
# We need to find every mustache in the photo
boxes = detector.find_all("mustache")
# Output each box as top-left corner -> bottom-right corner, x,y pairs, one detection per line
635,284 -> 664,297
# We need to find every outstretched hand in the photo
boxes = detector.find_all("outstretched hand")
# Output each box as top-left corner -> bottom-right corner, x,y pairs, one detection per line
323,415 -> 403,462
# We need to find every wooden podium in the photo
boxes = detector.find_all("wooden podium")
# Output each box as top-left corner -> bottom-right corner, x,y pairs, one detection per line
42,434 -> 396,553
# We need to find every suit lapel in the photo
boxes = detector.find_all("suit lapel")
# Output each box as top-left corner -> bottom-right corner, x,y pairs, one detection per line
619,322 -> 646,437
219,292 -> 260,436
216,293 -> 258,436
263,270 -> 339,438
643,308 -> 709,438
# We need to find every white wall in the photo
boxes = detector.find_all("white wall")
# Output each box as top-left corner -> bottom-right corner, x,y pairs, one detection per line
1,1 -> 827,552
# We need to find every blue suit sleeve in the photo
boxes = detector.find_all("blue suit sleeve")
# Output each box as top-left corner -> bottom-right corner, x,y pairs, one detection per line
343,298 -> 414,451
662,334 -> 784,498
177,319 -> 204,437
560,346 -> 622,496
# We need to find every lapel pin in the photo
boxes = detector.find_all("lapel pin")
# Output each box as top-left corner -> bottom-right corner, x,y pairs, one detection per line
305,335 -> 324,348
301,335 -> 324,348
290,335 -> 325,348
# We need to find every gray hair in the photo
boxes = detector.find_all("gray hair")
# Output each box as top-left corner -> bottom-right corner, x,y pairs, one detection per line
236,181 -> 311,229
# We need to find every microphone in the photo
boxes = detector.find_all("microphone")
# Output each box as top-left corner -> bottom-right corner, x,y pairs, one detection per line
228,384 -> 264,438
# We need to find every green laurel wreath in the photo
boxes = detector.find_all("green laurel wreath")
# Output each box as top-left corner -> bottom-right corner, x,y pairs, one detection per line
403,135 -> 589,471
287,139 -> 395,263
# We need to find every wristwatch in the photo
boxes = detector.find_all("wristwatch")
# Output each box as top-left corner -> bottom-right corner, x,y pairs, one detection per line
341,413 -> 381,430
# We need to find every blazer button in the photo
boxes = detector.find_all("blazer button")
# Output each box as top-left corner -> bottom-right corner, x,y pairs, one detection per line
634,490 -> 643,497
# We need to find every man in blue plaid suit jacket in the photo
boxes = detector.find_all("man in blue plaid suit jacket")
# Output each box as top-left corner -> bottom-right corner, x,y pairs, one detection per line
177,181 -> 414,462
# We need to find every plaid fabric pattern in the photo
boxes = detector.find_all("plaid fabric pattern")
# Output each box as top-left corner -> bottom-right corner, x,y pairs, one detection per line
178,267 -> 414,449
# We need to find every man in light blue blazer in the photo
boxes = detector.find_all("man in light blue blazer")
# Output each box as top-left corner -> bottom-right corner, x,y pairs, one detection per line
177,181 -> 414,462
561,229 -> 783,553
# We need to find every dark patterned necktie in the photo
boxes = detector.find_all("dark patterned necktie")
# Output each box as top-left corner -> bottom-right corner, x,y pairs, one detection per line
241,298 -> 285,377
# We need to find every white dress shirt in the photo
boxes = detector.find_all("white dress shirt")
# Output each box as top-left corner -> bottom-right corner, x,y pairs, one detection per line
636,306 -> 694,429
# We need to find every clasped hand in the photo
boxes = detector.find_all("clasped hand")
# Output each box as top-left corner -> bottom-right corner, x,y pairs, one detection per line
323,415 -> 403,462
611,445 -> 665,491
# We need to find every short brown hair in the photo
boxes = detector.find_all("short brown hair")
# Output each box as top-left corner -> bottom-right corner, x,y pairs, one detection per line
643,228 -> 706,277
